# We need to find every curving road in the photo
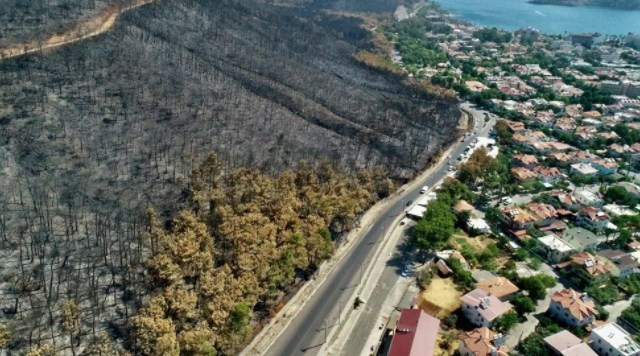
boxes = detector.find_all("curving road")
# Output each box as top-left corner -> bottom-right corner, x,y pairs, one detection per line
0,0 -> 154,60
263,103 -> 495,356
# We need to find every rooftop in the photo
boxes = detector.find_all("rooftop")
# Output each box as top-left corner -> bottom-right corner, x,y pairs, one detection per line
597,249 -> 640,271
460,288 -> 511,322
571,163 -> 599,175
544,330 -> 597,356
476,277 -> 519,299
538,234 -> 575,253
591,323 -> 640,355
453,199 -> 475,213
458,327 -> 509,356
388,308 -> 440,356
568,252 -> 613,277
559,228 -> 602,252
550,289 -> 598,322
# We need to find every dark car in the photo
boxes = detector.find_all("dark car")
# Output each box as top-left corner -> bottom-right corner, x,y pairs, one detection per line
406,200 -> 413,206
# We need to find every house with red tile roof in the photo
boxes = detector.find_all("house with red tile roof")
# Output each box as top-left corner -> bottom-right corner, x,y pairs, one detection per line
476,277 -> 519,301
459,328 -> 509,356
388,308 -> 440,356
501,207 -> 536,230
576,206 -> 612,232
558,252 -> 613,283
531,166 -> 565,183
503,120 -> 526,133
548,289 -> 598,327
526,202 -> 564,230
511,167 -> 537,182
553,117 -> 577,133
512,154 -> 539,169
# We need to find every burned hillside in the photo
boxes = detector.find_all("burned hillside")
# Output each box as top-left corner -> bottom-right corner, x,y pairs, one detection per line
0,0 -> 460,353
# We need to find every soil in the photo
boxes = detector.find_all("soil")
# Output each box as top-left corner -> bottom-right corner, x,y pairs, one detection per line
417,277 -> 461,318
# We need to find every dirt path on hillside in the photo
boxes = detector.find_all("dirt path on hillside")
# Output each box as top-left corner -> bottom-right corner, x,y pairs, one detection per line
0,0 -> 154,60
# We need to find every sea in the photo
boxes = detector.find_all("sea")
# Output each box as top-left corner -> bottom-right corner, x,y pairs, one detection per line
433,0 -> 640,35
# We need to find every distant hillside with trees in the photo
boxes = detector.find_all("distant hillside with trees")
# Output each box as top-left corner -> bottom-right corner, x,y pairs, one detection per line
530,0 -> 640,10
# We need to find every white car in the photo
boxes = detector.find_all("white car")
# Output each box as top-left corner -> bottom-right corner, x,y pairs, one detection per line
420,185 -> 429,194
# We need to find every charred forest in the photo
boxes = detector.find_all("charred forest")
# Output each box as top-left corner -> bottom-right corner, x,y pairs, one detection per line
0,0 -> 460,354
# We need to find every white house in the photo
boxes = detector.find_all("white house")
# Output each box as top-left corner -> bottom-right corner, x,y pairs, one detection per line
604,204 -> 637,217
460,288 -> 511,328
590,322 -> 640,356
574,190 -> 604,208
538,234 -> 576,263
571,163 -> 599,176
467,218 -> 491,234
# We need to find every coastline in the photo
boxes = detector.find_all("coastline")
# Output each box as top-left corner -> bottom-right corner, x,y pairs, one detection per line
430,0 -> 640,35
529,0 -> 640,10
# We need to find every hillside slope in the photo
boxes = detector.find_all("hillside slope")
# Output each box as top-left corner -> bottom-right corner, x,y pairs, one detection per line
0,0 -> 459,353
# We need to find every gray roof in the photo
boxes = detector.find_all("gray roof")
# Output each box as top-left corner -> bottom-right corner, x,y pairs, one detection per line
598,249 -> 640,271
559,228 -> 604,251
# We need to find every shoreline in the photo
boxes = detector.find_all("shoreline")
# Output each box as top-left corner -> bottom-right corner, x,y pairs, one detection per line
426,0 -> 640,36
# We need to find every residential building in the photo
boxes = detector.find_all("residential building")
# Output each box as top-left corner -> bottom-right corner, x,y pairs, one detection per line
458,327 -> 509,356
558,252 -> 613,283
571,33 -> 598,47
590,322 -> 640,356
571,163 -> 599,176
467,218 -> 491,235
554,117 -> 578,133
501,207 -> 536,230
503,120 -> 526,133
435,259 -> 453,277
551,191 -> 581,211
548,289 -> 598,327
544,330 -> 598,356
597,249 -> 640,278
591,158 -> 619,175
526,203 -> 562,229
618,182 -> 640,197
574,190 -> 605,208
609,143 -> 630,157
511,167 -> 537,182
538,234 -> 576,263
460,289 -> 511,327
577,206 -> 611,232
559,227 -> 604,252
547,141 -> 573,152
388,308 -> 440,356
532,166 -> 565,183
453,200 -> 475,214
466,81 -> 488,92
603,204 -> 636,217
476,277 -> 519,301
512,154 -> 539,169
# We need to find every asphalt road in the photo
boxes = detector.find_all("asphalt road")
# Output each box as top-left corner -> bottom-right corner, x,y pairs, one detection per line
264,103 -> 495,356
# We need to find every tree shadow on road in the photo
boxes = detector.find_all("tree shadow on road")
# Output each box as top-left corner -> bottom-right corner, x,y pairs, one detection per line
385,228 -> 416,276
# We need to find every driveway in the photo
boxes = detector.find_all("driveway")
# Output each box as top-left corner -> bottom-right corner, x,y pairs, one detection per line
505,262 -> 564,349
